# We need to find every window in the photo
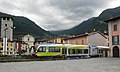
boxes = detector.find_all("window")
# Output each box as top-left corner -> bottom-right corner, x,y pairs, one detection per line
10,52 -> 12,54
78,49 -> 82,54
69,49 -> 73,54
55,48 -> 60,52
70,41 -> 73,44
61,40 -> 63,43
81,40 -> 84,45
84,49 -> 88,54
38,46 -> 46,52
49,47 -> 60,52
113,24 -> 117,31
72,49 -> 75,54
5,24 -> 7,27
7,17 -> 10,21
76,40 -> 78,45
112,36 -> 119,45
3,17 -> 6,20
28,38 -> 29,41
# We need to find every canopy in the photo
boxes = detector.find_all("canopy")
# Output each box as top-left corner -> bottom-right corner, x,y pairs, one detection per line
97,46 -> 109,49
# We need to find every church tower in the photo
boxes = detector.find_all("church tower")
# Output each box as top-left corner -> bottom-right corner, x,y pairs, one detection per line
1,17 -> 14,41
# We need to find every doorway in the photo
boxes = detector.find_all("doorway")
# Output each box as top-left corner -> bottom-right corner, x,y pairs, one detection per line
113,46 -> 119,57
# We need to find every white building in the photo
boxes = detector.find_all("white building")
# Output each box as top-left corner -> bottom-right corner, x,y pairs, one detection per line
22,34 -> 35,53
87,31 -> 108,46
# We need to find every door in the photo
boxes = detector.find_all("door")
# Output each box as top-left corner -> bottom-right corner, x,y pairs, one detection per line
62,48 -> 67,54
113,46 -> 119,57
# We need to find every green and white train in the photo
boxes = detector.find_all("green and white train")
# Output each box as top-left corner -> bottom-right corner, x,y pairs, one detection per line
33,43 -> 91,59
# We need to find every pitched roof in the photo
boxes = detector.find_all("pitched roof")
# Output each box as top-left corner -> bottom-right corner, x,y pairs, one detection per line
63,31 -> 108,40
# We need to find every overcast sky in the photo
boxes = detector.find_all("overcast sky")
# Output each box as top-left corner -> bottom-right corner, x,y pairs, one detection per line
0,0 -> 120,31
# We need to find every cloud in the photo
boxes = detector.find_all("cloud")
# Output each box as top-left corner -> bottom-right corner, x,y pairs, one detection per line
0,0 -> 118,31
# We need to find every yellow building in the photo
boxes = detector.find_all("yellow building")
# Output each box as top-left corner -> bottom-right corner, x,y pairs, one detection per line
0,38 -> 14,55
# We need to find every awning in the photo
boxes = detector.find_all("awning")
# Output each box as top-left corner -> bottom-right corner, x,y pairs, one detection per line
97,46 -> 109,49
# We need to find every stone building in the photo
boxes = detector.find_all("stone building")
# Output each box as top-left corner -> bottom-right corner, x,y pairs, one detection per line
1,17 -> 14,41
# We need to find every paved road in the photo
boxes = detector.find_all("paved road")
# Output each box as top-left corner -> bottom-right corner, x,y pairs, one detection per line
0,58 -> 120,72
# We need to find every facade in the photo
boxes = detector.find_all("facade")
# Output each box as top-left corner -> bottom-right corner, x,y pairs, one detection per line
47,36 -> 69,44
22,34 -> 35,53
0,38 -> 14,55
105,16 -> 120,57
64,34 -> 87,45
87,32 -> 108,46
64,32 -> 108,46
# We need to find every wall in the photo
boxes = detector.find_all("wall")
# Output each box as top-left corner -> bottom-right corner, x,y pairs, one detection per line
87,33 -> 108,46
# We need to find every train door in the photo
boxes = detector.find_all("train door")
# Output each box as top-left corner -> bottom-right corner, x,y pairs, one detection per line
62,48 -> 67,55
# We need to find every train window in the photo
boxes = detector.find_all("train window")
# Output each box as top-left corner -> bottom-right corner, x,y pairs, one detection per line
72,49 -> 75,54
38,46 -> 46,52
69,49 -> 75,54
49,47 -> 54,52
48,47 -> 60,52
84,49 -> 88,54
78,49 -> 82,54
68,49 -> 70,54
75,49 -> 80,54
54,48 -> 60,52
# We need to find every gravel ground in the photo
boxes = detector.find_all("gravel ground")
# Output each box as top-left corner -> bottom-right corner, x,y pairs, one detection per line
0,58 -> 120,72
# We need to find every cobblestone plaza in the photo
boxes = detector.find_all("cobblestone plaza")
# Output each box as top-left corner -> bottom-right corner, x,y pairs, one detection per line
0,58 -> 120,72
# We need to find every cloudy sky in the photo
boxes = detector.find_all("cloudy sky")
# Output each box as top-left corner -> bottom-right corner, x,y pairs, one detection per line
0,0 -> 120,31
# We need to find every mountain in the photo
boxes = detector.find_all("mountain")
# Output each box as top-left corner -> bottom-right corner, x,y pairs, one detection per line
51,6 -> 120,35
0,12 -> 53,38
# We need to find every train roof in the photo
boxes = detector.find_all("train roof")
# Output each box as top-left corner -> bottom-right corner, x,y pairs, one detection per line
68,45 -> 88,49
37,43 -> 88,48
38,43 -> 70,47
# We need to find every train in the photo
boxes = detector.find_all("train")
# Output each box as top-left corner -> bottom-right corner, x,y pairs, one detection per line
33,43 -> 93,59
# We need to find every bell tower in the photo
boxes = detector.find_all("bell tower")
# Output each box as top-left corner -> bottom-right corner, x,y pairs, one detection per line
1,17 -> 13,41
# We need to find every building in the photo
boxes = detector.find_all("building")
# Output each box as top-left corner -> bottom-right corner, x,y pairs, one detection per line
47,36 -> 69,44
64,34 -> 87,45
0,37 -> 14,55
11,34 -> 35,55
87,31 -> 108,46
0,16 -> 14,55
105,16 -> 120,57
22,34 -> 35,53
0,16 -> 36,55
64,31 -> 108,46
